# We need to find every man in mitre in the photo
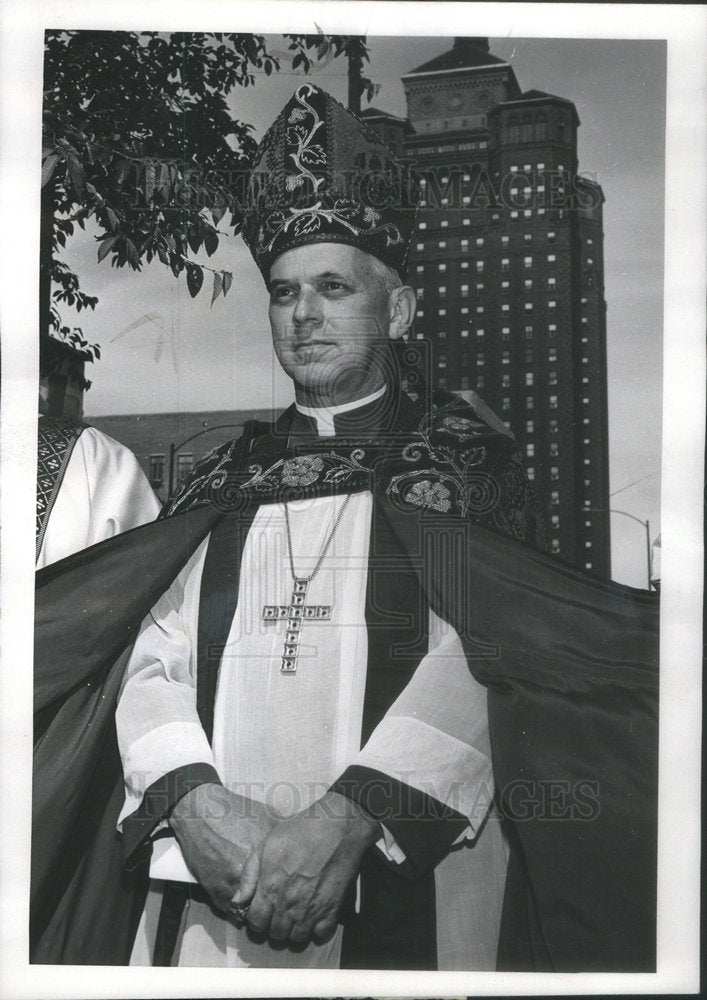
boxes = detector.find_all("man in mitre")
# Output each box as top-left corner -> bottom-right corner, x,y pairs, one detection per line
114,82 -> 543,970
33,83 -> 657,975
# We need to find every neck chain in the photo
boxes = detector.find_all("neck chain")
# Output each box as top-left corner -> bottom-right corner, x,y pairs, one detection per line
283,493 -> 352,583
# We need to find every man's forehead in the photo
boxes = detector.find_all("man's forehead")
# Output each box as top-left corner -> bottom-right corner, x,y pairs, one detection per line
269,243 -> 375,281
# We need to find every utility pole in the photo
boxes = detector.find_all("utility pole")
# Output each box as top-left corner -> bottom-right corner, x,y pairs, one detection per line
347,36 -> 364,113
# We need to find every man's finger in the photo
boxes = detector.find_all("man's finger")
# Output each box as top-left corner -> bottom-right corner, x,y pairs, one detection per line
231,849 -> 259,906
245,886 -> 274,935
312,914 -> 338,942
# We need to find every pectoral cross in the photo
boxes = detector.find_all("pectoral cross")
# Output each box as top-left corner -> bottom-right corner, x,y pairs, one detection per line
262,578 -> 332,673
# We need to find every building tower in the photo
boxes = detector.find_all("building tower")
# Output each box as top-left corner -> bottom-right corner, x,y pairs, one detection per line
364,37 -> 611,577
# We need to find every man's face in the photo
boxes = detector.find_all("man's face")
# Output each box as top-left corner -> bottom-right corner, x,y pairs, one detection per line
268,243 -> 397,406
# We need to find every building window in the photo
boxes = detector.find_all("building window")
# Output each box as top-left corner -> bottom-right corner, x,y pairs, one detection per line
439,285 -> 447,295
177,453 -> 193,485
526,420 -> 534,434
438,240 -> 447,248
501,258 -> 510,272
438,308 -> 446,316
438,263 -> 447,272
418,221 -> 427,230
550,466 -> 559,480
548,300 -> 556,311
524,325 -> 533,338
463,218 -> 471,226
524,279 -> 533,290
461,261 -> 469,269
476,305 -> 484,314
501,235 -> 509,246
476,353 -> 485,366
438,355 -> 447,368
548,277 -> 556,289
416,242 -> 424,251
524,256 -> 533,268
548,347 -> 557,361
551,539 -> 561,553
548,231 -> 556,242
462,195 -> 471,207
501,327 -> 510,340
475,282 -> 484,293
460,284 -> 469,296
476,375 -> 485,389
438,330 -> 446,339
526,442 -> 535,457
549,370 -> 558,385
547,254 -> 556,263
416,309 -> 424,319
587,237 -> 594,245
548,323 -> 557,336
461,239 -> 469,249
527,467 -> 535,481
461,306 -> 469,315
149,454 -> 165,486
416,265 -> 424,274
550,419 -> 558,434
524,302 -> 533,311
461,329 -> 469,338
502,396 -> 511,412
502,373 -> 511,388
415,332 -> 424,339
476,261 -> 484,273
549,394 -> 558,408
524,233 -> 532,243
551,514 -> 560,528
526,396 -> 534,410
438,377 -> 447,387
501,280 -> 510,290
525,372 -> 534,386
502,351 -> 510,364
476,328 -> 484,337
523,209 -> 532,218
476,237 -> 484,247
510,210 -> 519,219
550,491 -> 559,505
510,164 -> 519,173
461,376 -> 470,389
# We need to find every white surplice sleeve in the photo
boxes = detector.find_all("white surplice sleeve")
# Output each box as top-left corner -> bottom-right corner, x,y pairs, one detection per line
36,427 -> 161,568
332,609 -> 495,874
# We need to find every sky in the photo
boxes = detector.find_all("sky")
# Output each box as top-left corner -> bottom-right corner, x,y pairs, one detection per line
52,34 -> 666,587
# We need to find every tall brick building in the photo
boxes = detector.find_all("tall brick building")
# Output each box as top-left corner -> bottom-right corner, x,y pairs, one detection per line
362,37 -> 611,577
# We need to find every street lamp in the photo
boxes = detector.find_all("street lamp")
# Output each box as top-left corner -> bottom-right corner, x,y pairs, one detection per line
585,506 -> 653,589
168,423 -> 243,499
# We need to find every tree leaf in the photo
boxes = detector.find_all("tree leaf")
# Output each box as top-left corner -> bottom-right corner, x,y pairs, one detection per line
105,207 -> 119,232
222,270 -> 233,298
145,162 -> 156,202
203,227 -> 218,257
66,155 -> 85,198
41,154 -> 60,187
187,224 -> 201,255
97,234 -> 119,263
186,263 -> 204,298
211,270 -> 223,305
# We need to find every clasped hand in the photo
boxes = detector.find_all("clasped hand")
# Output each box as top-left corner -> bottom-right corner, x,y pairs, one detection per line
170,785 -> 379,945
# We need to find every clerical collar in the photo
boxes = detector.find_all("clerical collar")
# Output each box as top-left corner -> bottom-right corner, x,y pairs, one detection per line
294,385 -> 387,438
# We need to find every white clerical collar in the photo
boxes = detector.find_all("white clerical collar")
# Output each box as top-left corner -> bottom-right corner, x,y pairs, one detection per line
295,384 -> 387,437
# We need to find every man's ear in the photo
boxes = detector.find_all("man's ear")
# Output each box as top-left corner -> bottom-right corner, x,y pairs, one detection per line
388,286 -> 417,340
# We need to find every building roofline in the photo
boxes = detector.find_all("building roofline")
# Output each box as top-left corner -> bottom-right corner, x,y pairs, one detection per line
402,63 -> 511,82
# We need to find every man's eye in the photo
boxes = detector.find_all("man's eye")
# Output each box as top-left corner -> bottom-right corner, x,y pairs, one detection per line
271,286 -> 295,302
322,280 -> 348,294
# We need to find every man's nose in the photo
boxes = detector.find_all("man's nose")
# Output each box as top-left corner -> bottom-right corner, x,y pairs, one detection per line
292,289 -> 321,330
